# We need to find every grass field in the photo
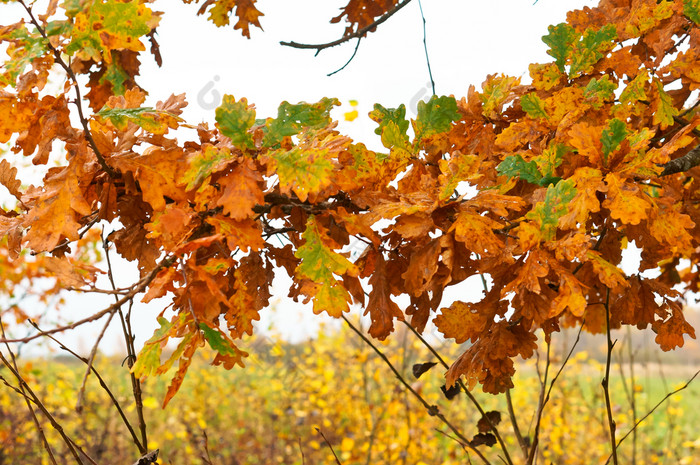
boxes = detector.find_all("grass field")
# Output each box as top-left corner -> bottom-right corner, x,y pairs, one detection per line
1,324 -> 699,465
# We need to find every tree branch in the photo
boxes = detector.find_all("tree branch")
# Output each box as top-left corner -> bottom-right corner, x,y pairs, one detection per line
0,255 -> 175,344
659,143 -> 700,176
280,0 -> 413,54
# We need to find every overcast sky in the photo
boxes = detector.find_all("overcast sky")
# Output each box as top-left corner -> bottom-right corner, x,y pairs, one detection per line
3,0 -> 600,355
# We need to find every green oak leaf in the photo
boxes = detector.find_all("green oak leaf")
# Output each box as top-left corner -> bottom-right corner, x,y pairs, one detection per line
215,95 -> 256,149
131,316 -> 173,378
181,145 -> 234,191
96,106 -> 182,134
652,78 -> 679,129
569,25 -> 617,77
66,0 -> 154,62
199,323 -> 241,357
601,118 -> 628,158
269,143 -> 334,202
262,97 -> 339,147
294,216 -> 358,317
413,95 -> 461,142
542,23 -> 579,73
526,179 -> 577,240
584,75 -> 618,109
684,0 -> 700,25
0,25 -> 47,87
369,104 -> 410,151
295,216 -> 358,282
497,155 -> 543,185
520,93 -> 548,119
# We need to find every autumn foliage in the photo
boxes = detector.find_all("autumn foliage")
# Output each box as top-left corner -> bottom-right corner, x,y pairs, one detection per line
1,0 -> 699,423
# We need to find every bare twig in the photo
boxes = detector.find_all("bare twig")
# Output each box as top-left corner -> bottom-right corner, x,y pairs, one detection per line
0,254 -> 175,344
505,389 -> 528,459
28,320 -> 145,452
344,316 -> 492,465
401,320 -> 513,465
526,339 -> 551,465
605,370 -> 700,464
602,288 -> 619,465
417,0 -> 435,96
316,428 -> 342,465
0,331 -> 98,464
327,37 -> 362,76
280,0 -> 413,54
0,317 -> 58,465
103,232 -> 149,454
75,308 -> 116,412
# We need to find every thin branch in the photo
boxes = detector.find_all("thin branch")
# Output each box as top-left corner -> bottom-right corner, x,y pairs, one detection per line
0,317 -> 58,465
0,342 -> 98,464
401,320 -> 513,465
526,339 -> 551,465
602,288 -> 619,465
316,428 -> 342,465
606,370 -> 699,464
0,255 -> 176,344
280,0 -> 413,53
75,308 -> 116,413
417,0 -> 435,96
505,389 -> 528,459
103,232 -> 149,454
344,316 -> 493,465
18,0 -> 118,178
327,37 -> 362,76
27,320 -> 144,452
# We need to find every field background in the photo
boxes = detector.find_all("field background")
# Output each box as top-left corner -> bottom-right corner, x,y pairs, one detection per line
1,312 -> 699,465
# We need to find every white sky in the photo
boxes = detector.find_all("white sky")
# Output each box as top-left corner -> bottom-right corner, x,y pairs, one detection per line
2,0 -> 602,355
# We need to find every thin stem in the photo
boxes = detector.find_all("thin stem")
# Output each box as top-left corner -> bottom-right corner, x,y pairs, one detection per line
602,288 -> 619,465
605,370 -> 699,465
28,320 -> 144,452
505,389 -> 528,459
0,317 -> 58,465
103,233 -> 149,454
344,316 -> 492,465
0,341 -> 97,464
526,340 -> 551,465
327,37 -> 362,76
401,320 -> 513,465
417,0 -> 435,95
0,254 -> 176,344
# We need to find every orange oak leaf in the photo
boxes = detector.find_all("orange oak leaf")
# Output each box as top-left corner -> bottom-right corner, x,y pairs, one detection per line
559,167 -> 604,230
401,238 -> 441,297
22,156 -> 94,253
434,300 -> 490,344
145,204 -> 196,248
206,215 -> 264,252
653,307 -> 696,351
601,172 -> 651,225
364,248 -> 404,340
112,147 -> 188,211
215,158 -> 264,220
449,209 -> 504,257
446,322 -> 537,393
0,159 -> 22,201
